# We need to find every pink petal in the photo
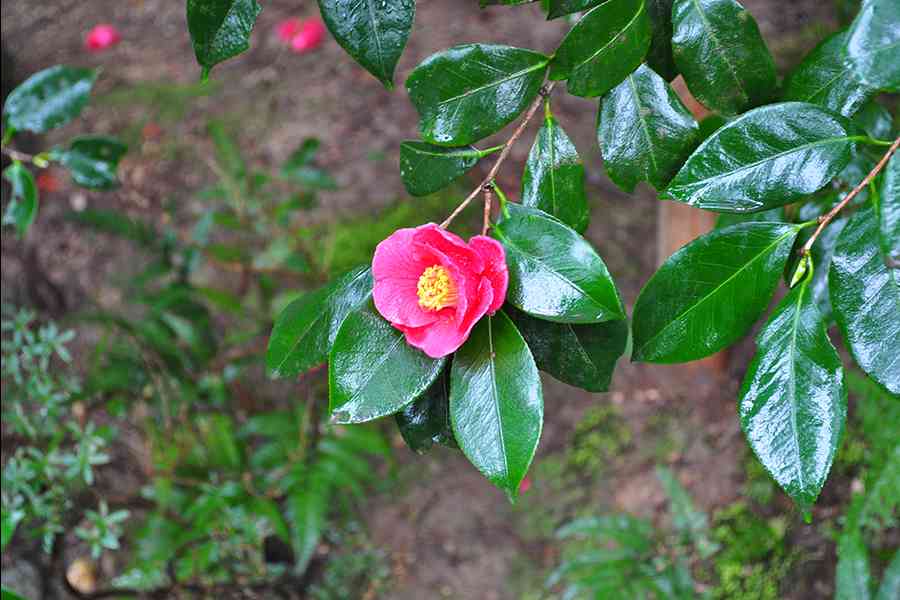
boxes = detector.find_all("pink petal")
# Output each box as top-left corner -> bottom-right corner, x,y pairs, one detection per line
372,227 -> 437,328
414,224 -> 485,275
85,25 -> 121,52
276,18 -> 303,43
470,236 -> 508,314
401,279 -> 493,358
290,18 -> 326,53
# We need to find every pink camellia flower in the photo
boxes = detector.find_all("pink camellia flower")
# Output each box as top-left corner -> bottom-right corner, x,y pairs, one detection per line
84,24 -> 121,52
519,476 -> 532,494
275,17 -> 304,44
289,18 -> 326,54
372,224 -> 508,358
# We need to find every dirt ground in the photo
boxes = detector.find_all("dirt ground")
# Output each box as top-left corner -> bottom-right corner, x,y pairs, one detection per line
1,1 -> 852,598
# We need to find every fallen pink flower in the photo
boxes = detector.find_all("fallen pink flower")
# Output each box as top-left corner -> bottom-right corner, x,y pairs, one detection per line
372,223 -> 508,358
85,24 -> 121,52
519,476 -> 532,494
289,18 -> 326,54
275,17 -> 304,44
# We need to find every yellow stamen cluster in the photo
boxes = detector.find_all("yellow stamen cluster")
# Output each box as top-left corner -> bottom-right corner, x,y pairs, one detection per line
417,265 -> 457,311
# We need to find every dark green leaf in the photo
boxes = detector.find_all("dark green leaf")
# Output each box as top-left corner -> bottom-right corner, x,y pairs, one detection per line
1,508 -> 24,551
880,152 -> 899,257
450,311 -> 542,497
846,0 -> 900,93
521,107 -> 589,232
2,65 -> 97,133
2,587 -> 27,600
546,0 -> 609,19
494,204 -> 625,323
830,204 -> 900,395
50,136 -> 127,190
655,466 -> 719,558
283,138 -> 321,168
286,475 -> 328,573
280,140 -> 337,190
407,44 -> 549,146
2,162 -> 38,237
671,0 -> 775,115
209,119 -> 246,180
506,305 -> 628,392
783,30 -> 873,118
66,208 -> 159,247
186,0 -> 262,80
266,267 -> 373,377
739,273 -> 846,508
664,102 -> 856,213
645,0 -> 677,80
598,63 -> 699,192
715,207 -> 784,229
853,100 -> 893,140
835,532 -> 872,600
318,0 -> 414,88
632,222 -> 800,363
876,550 -> 900,600
399,141 -> 495,197
550,0 -> 651,98
395,367 -> 456,453
329,302 -> 445,423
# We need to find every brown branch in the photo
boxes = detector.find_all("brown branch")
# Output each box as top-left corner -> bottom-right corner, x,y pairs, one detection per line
482,184 -> 494,236
801,136 -> 899,255
1,145 -> 35,163
440,82 -> 555,229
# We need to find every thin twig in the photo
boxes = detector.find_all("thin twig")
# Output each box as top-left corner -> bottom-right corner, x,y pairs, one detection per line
1,145 -> 34,162
440,82 -> 556,229
482,184 -> 494,236
801,136 -> 900,256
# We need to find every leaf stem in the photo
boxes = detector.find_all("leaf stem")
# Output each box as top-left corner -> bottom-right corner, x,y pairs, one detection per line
1,145 -> 35,163
801,136 -> 899,256
440,82 -> 556,229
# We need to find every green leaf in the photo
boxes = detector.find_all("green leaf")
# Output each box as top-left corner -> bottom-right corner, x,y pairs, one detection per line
739,273 -> 846,508
493,204 -> 625,323
830,204 -> 900,396
664,102 -> 856,213
655,465 -> 719,558
329,302 -> 445,423
846,0 -> 900,93
646,0 -> 677,80
186,0 -> 262,80
286,474 -> 328,573
450,311 -> 542,497
671,0 -> 775,115
280,140 -> 337,190
632,222 -> 800,363
550,0 -> 651,98
2,65 -> 97,133
1,508 -> 24,551
598,63 -> 699,193
546,0 -> 609,19
506,305 -> 628,392
853,100 -> 893,141
399,141 -> 495,197
715,207 -> 784,229
835,532 -> 872,600
266,266 -> 373,377
876,550 -> 900,600
50,136 -> 127,190
880,152 -> 899,257
395,367 -> 456,453
407,44 -> 549,146
1,587 -> 27,600
318,0 -> 415,88
783,30 -> 874,118
2,162 -> 38,237
521,107 -> 589,232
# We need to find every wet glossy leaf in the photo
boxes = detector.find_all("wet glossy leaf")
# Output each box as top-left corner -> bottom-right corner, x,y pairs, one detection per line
50,136 -> 127,190
450,311 -> 542,497
396,368 -> 455,453
846,0 -> 900,93
783,30 -> 873,118
550,0 -> 651,98
714,207 -> 784,229
546,0 -> 609,19
632,222 -> 800,363
186,0 -> 262,80
506,306 -> 628,392
792,196 -> 847,323
880,153 -> 899,257
739,274 -> 846,508
266,266 -> 372,377
671,0 -> 775,115
2,162 -> 38,237
521,107 -> 589,232
664,103 -> 856,213
329,302 -> 445,423
494,204 -> 625,323
407,44 -> 549,146
646,0 -> 677,80
597,63 -> 699,192
853,100 -> 893,140
835,532 -> 872,600
318,0 -> 415,88
2,65 -> 97,133
830,205 -> 900,395
399,142 -> 495,197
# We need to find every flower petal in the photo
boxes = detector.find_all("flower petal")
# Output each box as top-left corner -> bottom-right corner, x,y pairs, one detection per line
414,224 -> 485,275
470,236 -> 508,314
372,227 -> 437,327
401,278 -> 493,358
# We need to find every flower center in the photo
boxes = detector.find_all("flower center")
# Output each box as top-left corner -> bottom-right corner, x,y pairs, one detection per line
417,265 -> 457,311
